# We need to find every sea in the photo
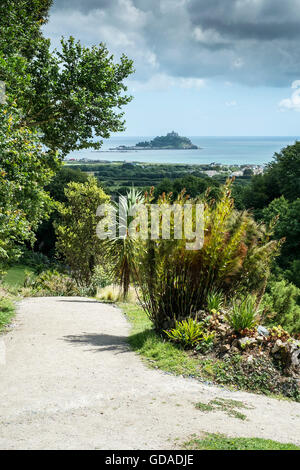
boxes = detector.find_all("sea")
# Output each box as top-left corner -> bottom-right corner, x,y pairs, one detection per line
67,136 -> 300,166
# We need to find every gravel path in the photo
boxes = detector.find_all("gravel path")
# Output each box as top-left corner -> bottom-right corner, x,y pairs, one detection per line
0,297 -> 299,450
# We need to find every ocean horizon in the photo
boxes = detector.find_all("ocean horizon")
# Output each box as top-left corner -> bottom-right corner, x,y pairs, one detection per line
67,136 -> 300,166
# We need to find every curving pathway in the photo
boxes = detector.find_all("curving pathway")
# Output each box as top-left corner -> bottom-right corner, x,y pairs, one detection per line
0,297 -> 299,450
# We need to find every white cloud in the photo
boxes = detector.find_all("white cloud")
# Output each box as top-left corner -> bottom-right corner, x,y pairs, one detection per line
128,73 -> 205,91
279,81 -> 300,111
226,100 -> 237,107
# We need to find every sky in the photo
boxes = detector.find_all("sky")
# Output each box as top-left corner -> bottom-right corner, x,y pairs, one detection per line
44,0 -> 300,136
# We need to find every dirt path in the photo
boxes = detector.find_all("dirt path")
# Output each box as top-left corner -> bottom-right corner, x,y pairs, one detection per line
0,297 -> 299,450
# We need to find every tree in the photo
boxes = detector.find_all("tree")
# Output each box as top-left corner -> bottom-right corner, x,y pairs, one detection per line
0,106 -> 59,270
238,141 -> 300,214
1,36 -> 134,156
262,197 -> 300,286
55,177 -> 110,286
105,188 -> 144,300
34,167 -> 90,255
0,0 -> 52,58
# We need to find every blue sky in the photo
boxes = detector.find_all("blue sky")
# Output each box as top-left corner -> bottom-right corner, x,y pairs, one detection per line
45,0 -> 300,136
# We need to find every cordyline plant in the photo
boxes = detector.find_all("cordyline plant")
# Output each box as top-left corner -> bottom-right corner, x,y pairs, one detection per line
107,180 -> 280,331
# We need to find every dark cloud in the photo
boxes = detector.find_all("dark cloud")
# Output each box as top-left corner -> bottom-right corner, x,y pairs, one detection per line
46,0 -> 300,86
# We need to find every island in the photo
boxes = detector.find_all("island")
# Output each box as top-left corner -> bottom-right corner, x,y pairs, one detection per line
110,131 -> 199,150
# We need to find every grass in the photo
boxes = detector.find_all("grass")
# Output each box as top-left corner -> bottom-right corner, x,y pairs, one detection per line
3,264 -> 34,287
183,433 -> 300,450
195,398 -> 251,420
0,297 -> 15,333
120,302 -> 203,377
120,302 -> 300,402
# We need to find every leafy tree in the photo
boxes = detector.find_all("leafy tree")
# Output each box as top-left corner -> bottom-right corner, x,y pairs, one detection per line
47,167 -> 90,203
55,177 -> 110,286
0,106 -> 59,270
1,35 -> 134,156
262,197 -> 300,282
0,0 -> 52,58
34,167 -> 90,255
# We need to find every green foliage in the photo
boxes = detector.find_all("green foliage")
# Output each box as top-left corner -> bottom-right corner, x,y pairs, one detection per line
91,264 -> 114,290
0,297 -> 15,332
2,34 -> 134,156
55,176 -> 110,286
0,106 -> 59,271
262,280 -> 300,334
133,181 -> 278,331
206,289 -> 224,312
24,269 -> 79,296
105,187 -> 144,300
154,175 -> 220,201
183,433 -> 300,450
123,303 -> 300,401
226,295 -> 259,332
164,319 -> 214,350
0,0 -> 52,58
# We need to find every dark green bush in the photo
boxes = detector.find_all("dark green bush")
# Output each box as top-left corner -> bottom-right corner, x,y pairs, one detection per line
262,280 -> 300,334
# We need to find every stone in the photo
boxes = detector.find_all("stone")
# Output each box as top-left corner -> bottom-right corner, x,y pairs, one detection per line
220,344 -> 231,353
257,325 -> 269,337
256,336 -> 265,344
238,337 -> 257,349
247,355 -> 254,363
272,339 -> 284,354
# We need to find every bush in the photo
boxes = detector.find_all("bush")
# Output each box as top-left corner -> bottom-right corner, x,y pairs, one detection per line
133,181 -> 279,331
96,285 -> 137,303
226,295 -> 259,332
262,280 -> 300,334
164,319 -> 214,350
206,289 -> 224,312
24,270 -> 79,297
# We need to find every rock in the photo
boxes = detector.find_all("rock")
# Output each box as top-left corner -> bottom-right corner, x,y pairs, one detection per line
247,355 -> 254,364
272,339 -> 284,354
290,342 -> 300,370
257,325 -> 269,337
256,336 -> 265,344
238,337 -> 257,349
220,344 -> 231,353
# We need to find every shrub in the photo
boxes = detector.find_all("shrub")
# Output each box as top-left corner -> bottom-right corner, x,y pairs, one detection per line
133,181 -> 279,330
226,295 -> 259,332
164,318 -> 214,350
96,285 -> 137,303
206,289 -> 224,312
55,177 -> 110,286
24,270 -> 79,296
262,280 -> 300,334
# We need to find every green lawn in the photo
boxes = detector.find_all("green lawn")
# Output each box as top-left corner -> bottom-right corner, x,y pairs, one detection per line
3,264 -> 34,287
183,433 -> 300,450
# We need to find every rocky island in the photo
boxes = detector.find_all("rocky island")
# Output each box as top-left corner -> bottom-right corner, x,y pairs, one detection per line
110,131 -> 199,150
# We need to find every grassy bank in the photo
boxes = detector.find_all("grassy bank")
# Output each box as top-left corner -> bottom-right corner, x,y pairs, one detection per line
182,433 -> 300,450
121,303 -> 300,401
121,303 -> 203,377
